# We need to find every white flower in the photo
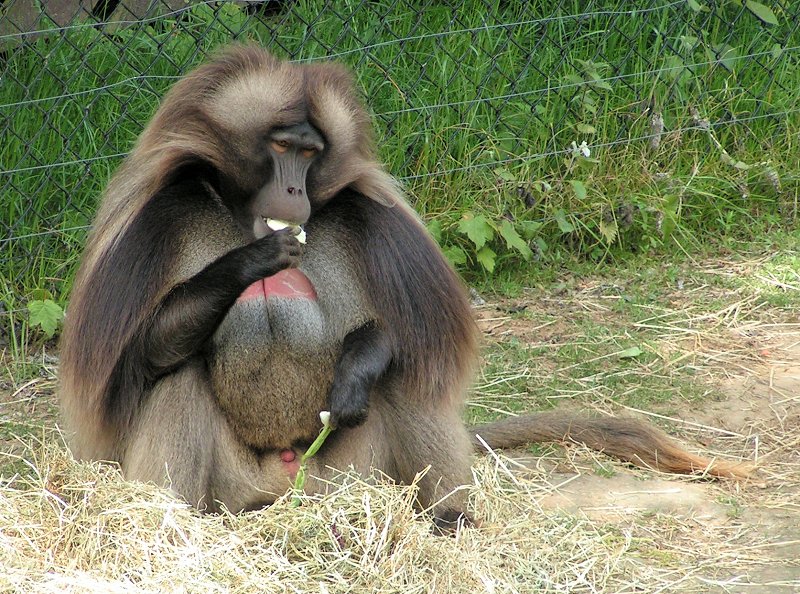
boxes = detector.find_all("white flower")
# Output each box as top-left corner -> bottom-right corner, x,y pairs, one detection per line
319,411 -> 331,426
570,141 -> 591,158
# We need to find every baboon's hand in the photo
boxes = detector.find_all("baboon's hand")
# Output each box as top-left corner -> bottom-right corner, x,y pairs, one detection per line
241,229 -> 303,280
432,510 -> 477,537
327,376 -> 370,429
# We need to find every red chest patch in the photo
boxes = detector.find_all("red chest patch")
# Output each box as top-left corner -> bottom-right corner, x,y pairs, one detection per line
238,269 -> 317,301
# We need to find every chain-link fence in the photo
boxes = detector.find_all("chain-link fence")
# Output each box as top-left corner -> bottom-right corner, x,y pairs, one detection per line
1,0 -> 798,336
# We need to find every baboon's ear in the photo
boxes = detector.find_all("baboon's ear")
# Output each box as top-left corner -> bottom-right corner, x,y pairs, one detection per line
351,168 -> 402,207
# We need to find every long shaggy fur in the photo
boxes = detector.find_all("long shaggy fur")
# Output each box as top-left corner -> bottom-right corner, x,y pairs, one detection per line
59,44 -> 476,465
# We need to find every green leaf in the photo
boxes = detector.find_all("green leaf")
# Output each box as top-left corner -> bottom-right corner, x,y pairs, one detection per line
599,219 -> 618,244
680,35 -> 699,50
618,346 -> 643,359
745,1 -> 778,25
771,44 -> 784,60
494,167 -> 517,182
457,213 -> 494,250
476,246 -> 496,273
590,80 -> 613,92
30,288 -> 53,302
498,220 -> 533,260
686,0 -> 703,12
662,194 -> 680,215
576,123 -> 596,134
517,220 -> 544,240
426,219 -> 442,243
443,245 -> 467,266
732,160 -> 752,171
662,212 -> 677,238
568,179 -> 588,200
554,209 -> 575,234
661,194 -> 679,238
662,56 -> 687,82
711,44 -> 739,71
28,299 -> 64,338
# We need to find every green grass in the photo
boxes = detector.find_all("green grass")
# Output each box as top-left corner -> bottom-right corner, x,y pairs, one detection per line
1,0 -> 798,363
465,234 -> 800,426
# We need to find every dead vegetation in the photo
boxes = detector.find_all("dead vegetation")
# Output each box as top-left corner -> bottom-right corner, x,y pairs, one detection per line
0,439 -> 789,594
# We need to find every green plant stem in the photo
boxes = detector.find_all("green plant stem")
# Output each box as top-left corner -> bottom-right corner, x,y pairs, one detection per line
290,415 -> 335,508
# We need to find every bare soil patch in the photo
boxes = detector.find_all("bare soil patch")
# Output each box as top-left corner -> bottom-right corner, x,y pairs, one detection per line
473,284 -> 800,592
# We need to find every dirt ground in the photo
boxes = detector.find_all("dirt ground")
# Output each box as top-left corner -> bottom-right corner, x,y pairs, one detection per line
474,298 -> 800,593
528,347 -> 800,593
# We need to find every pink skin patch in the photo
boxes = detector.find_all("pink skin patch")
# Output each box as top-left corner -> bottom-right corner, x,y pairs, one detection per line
238,268 -> 317,301
279,448 -> 300,478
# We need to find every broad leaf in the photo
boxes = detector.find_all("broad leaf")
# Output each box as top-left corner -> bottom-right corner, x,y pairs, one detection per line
687,0 -> 703,12
711,44 -> 739,72
517,220 -> 544,240
498,220 -> 533,260
28,299 -> 64,338
599,219 -> 618,244
494,167 -> 517,182
745,1 -> 778,25
443,245 -> 467,266
569,179 -> 588,200
426,219 -> 442,243
554,209 -> 575,234
476,246 -> 497,273
457,213 -> 494,250
618,346 -> 643,359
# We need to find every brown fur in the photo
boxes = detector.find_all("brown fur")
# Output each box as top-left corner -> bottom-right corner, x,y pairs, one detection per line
60,46 -> 748,529
471,412 -> 751,478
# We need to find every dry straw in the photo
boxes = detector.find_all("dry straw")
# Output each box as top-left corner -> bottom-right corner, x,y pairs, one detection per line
0,442 -> 688,594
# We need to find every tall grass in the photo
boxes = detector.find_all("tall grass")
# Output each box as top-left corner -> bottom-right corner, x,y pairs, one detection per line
1,0 -> 798,353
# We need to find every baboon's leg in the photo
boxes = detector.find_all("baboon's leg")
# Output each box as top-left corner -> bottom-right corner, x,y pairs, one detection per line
124,371 -> 405,513
123,363 -> 216,509
123,362 -> 290,512
383,398 -> 474,528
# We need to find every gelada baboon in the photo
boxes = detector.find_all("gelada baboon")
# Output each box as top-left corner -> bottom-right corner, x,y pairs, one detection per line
59,46 -> 748,531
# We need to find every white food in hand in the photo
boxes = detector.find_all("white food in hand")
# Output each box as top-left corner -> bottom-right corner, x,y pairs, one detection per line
265,218 -> 307,244
319,411 -> 331,426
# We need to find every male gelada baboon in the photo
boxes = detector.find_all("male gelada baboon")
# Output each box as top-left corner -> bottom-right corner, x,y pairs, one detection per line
60,46 -> 747,531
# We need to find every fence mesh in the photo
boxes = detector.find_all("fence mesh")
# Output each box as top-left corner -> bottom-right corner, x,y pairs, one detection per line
1,0 -> 798,329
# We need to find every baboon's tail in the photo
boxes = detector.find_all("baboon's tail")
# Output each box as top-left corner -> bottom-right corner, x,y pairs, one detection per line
469,411 -> 751,479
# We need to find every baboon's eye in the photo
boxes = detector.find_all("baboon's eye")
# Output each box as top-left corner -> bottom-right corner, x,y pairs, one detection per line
271,140 -> 290,154
301,148 -> 317,159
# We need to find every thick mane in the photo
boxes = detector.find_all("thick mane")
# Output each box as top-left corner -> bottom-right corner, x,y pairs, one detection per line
86,46 -> 288,255
59,176 -> 216,458
59,49 -> 281,457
